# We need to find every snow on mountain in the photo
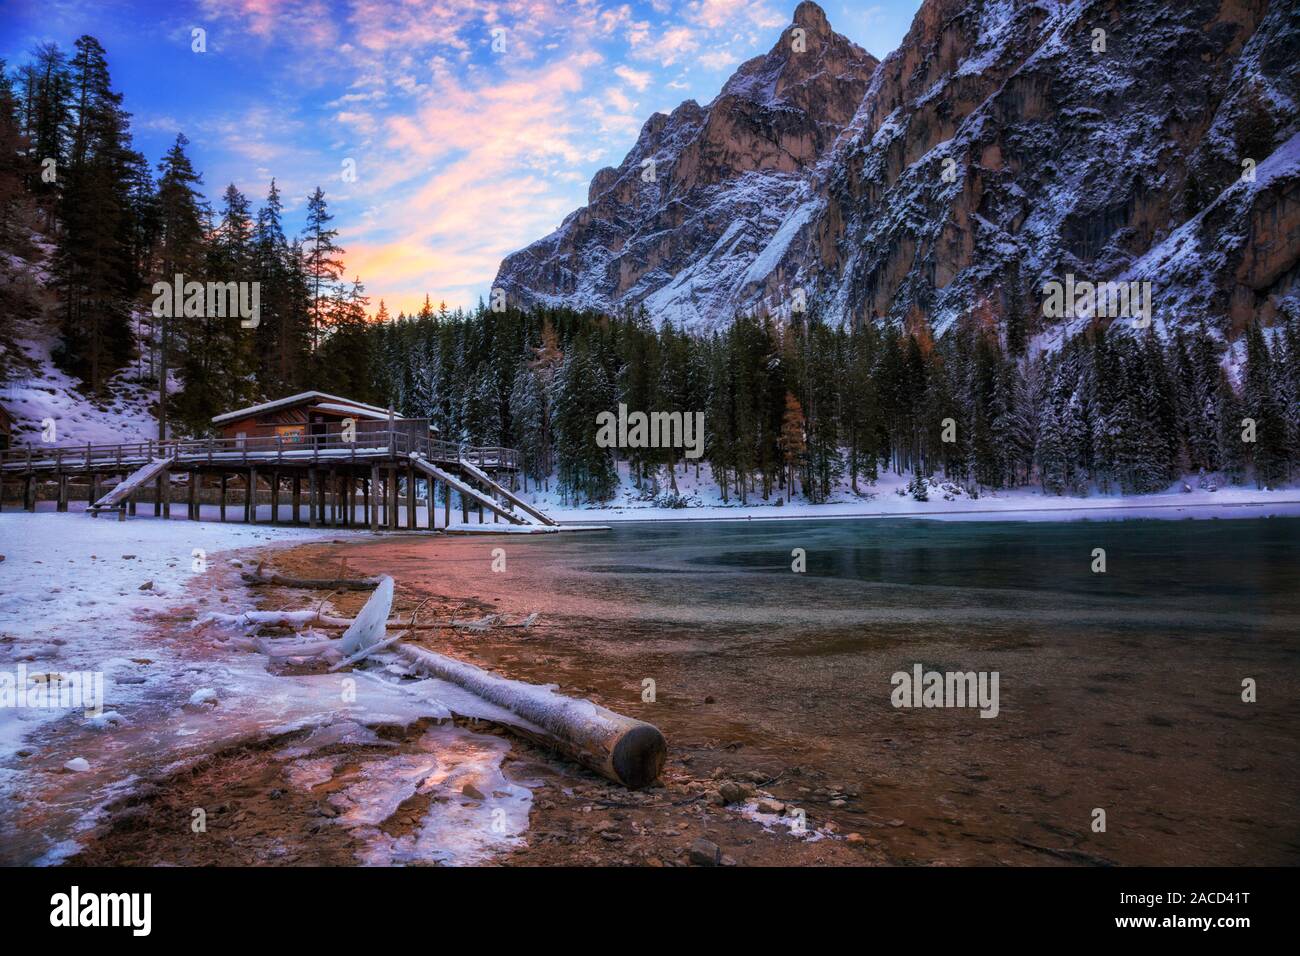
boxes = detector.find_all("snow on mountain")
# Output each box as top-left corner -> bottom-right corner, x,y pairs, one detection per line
493,1 -> 877,327
494,0 -> 1300,339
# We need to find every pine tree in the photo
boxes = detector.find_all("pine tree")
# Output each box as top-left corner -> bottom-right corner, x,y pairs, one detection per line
51,36 -> 142,398
1243,324 -> 1288,487
778,391 -> 806,498
551,335 -> 616,504
302,186 -> 342,354
152,132 -> 206,436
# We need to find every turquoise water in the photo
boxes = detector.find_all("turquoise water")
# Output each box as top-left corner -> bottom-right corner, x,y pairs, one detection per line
369,515 -> 1300,864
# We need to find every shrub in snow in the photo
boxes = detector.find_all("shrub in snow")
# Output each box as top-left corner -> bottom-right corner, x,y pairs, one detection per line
908,475 -> 931,502
651,490 -> 693,509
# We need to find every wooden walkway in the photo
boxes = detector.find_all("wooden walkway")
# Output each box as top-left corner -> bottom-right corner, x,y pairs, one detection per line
0,430 -> 549,531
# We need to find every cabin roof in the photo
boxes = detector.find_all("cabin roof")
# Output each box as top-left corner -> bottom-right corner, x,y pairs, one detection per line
310,402 -> 393,421
211,391 -> 393,425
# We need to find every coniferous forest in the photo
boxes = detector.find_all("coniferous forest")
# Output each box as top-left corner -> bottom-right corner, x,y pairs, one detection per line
2,37 -> 1297,507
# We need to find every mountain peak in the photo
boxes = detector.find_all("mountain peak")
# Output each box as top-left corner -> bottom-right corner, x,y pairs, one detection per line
791,1 -> 831,35
493,2 -> 877,325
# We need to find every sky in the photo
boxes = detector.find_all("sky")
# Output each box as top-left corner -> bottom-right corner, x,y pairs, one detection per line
2,0 -> 923,315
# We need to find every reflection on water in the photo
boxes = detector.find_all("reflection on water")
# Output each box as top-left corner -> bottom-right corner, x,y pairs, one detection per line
344,516 -> 1300,865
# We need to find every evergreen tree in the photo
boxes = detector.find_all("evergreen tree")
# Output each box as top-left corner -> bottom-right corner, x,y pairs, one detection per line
302,186 -> 342,354
152,132 -> 206,436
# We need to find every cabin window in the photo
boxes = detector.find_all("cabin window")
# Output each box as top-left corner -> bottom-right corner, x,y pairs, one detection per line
235,431 -> 247,449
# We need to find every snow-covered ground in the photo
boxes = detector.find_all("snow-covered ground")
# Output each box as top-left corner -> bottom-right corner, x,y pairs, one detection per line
2,240 -> 165,447
518,460 -> 1300,524
0,512 -> 532,865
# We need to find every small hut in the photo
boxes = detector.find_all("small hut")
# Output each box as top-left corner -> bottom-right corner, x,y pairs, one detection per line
210,391 -> 437,446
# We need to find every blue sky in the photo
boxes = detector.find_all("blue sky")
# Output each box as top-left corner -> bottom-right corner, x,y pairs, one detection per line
2,0 -> 923,314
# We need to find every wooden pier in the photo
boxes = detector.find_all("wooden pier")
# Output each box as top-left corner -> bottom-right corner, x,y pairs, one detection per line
0,427 -> 557,531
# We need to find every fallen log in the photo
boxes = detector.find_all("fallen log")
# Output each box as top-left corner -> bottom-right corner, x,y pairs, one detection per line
394,642 -> 666,790
242,561 -> 380,591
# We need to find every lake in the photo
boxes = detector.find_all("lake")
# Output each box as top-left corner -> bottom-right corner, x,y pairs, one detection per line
330,514 -> 1300,865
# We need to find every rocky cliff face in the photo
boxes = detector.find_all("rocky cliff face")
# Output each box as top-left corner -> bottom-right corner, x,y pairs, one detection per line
494,0 -> 1300,339
492,1 -> 877,326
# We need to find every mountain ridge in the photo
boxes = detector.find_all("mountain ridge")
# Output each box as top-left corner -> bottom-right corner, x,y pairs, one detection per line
494,0 -> 1300,340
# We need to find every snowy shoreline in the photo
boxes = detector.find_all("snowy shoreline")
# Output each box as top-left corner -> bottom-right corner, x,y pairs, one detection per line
553,497 -> 1300,525
538,471 -> 1300,525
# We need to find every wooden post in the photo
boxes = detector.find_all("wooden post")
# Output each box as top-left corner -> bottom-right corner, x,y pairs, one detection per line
220,474 -> 228,521
129,495 -> 137,516
369,466 -> 379,532
189,471 -> 199,519
427,478 -> 435,530
478,501 -> 484,524
271,471 -> 280,525
308,469 -> 318,528
361,476 -> 371,535
292,475 -> 301,524
317,469 -> 326,526
90,473 -> 100,510
155,475 -> 164,516
248,467 -> 257,524
388,465 -> 398,531
163,471 -> 171,518
406,464 -> 416,530
57,473 -> 68,512
23,475 -> 35,512
118,501 -> 126,521
329,468 -> 338,525
443,480 -> 450,529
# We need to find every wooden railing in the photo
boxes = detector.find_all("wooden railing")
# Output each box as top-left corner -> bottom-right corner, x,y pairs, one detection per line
0,430 -> 519,473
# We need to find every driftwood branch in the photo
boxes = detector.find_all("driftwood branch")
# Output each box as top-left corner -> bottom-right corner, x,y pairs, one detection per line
327,632 -> 405,671
242,560 -> 381,591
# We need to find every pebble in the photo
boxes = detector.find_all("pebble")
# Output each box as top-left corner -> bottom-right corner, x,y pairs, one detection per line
63,757 -> 90,772
718,781 -> 752,804
689,837 -> 721,867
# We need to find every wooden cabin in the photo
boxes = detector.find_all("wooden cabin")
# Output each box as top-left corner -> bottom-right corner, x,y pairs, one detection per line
0,402 -> 11,452
211,391 -> 438,446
